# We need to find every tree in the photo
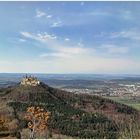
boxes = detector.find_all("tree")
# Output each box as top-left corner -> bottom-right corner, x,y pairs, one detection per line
0,118 -> 8,131
24,106 -> 50,139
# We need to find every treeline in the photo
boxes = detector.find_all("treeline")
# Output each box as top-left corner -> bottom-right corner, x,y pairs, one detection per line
8,100 -> 119,139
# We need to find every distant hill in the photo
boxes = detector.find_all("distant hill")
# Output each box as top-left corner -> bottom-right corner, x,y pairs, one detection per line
0,80 -> 140,139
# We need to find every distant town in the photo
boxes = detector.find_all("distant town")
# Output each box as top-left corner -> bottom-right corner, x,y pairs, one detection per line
61,80 -> 140,97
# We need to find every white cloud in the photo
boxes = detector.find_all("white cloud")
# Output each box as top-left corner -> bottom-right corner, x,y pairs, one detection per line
37,33 -> 57,40
35,9 -> 53,19
101,44 -> 129,54
58,47 -> 87,54
35,9 -> 64,28
40,52 -> 71,58
20,32 -> 34,38
20,31 -> 57,42
110,29 -> 140,41
51,20 -> 62,27
19,38 -> 26,42
47,15 -> 52,18
51,56 -> 138,73
39,45 -> 92,59
77,42 -> 84,47
65,38 -> 70,41
40,46 -> 92,59
1,56 -> 140,74
20,31 -> 94,59
36,10 -> 46,18
80,2 -> 84,6
119,10 -> 133,20
19,31 -> 140,74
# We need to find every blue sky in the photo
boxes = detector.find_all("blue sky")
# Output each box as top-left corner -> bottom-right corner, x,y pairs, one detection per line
0,1 -> 140,74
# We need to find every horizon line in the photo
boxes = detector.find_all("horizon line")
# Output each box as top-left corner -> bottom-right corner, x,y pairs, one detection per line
0,72 -> 140,76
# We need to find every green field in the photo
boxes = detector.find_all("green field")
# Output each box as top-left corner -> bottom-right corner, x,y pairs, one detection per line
104,96 -> 140,110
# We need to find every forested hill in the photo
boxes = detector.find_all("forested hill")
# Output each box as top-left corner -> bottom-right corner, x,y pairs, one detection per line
0,82 -> 140,139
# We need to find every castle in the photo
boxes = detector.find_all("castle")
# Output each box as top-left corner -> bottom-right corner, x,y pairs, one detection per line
20,75 -> 40,86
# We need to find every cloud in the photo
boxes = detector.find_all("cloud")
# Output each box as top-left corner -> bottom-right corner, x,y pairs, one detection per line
58,47 -> 87,54
110,29 -> 140,41
19,38 -> 26,42
19,31 -> 140,74
80,2 -> 85,6
20,31 -> 130,60
51,56 -> 138,73
101,44 -> 129,54
36,10 -> 46,18
39,45 -> 92,59
39,44 -> 92,59
20,31 -> 92,58
40,47 -> 90,58
35,9 -> 53,19
20,32 -> 33,38
47,15 -> 52,18
51,20 -> 63,27
1,56 -> 139,74
40,52 -> 71,58
20,31 -> 57,42
37,33 -> 57,40
4,31 -> 140,74
65,38 -> 70,41
118,10 -> 133,21
35,9 -> 64,28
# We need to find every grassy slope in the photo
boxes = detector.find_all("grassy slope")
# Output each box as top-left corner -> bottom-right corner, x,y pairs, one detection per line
105,96 -> 140,110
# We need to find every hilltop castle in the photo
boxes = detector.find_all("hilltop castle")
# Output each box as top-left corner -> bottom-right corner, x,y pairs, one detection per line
20,75 -> 40,86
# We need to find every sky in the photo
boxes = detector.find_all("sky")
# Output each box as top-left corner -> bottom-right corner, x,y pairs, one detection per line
0,1 -> 140,74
